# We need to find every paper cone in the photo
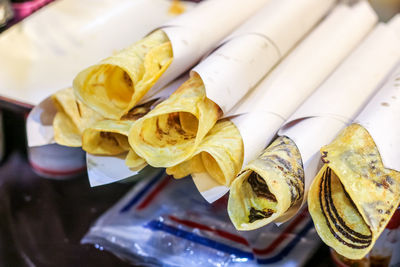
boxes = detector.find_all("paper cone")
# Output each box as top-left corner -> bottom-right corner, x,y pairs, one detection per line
191,2 -> 377,202
26,76 -> 185,185
231,1 -> 377,167
355,63 -> 400,171
144,0 -> 272,99
191,0 -> 335,114
277,20 -> 400,222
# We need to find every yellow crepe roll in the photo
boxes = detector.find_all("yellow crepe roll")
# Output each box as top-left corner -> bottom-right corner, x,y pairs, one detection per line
125,149 -> 147,171
308,124 -> 400,260
228,136 -> 304,230
82,120 -> 132,155
73,30 -> 173,119
128,74 -> 222,167
82,101 -> 155,170
166,119 -> 243,186
52,88 -> 103,147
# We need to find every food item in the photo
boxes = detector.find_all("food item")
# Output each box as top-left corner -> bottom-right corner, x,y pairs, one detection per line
82,120 -> 132,155
52,88 -> 103,147
308,124 -> 400,259
82,100 -> 154,155
73,30 -> 172,119
82,100 -> 156,170
125,149 -> 147,171
228,136 -> 304,230
166,119 -> 243,186
128,74 -> 222,167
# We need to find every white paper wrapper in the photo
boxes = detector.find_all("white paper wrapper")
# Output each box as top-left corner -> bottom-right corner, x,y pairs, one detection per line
26,76 -> 186,184
191,0 -> 335,114
355,63 -> 400,171
232,1 -> 377,167
277,20 -> 400,222
144,0 -> 272,99
85,75 -> 187,186
0,0 -> 182,106
192,2 -> 377,202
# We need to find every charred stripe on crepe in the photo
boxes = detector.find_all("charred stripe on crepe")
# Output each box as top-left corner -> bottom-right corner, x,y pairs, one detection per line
99,132 -> 120,146
121,99 -> 157,120
267,154 -> 304,205
319,168 -> 371,249
152,113 -> 195,144
247,172 -> 277,201
75,101 -> 82,117
324,168 -> 372,242
248,207 -> 274,223
247,173 -> 276,223
258,140 -> 304,206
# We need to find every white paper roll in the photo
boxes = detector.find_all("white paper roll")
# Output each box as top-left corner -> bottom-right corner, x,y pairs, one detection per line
232,1 -> 377,167
192,2 -> 378,203
190,0 -> 335,114
355,64 -> 400,171
146,0 -> 272,99
277,19 -> 400,222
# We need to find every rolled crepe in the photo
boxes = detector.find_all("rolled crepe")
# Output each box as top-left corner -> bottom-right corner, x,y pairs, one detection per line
228,136 -> 304,230
129,0 -> 333,168
167,2 -> 377,202
128,74 -> 222,167
52,88 -> 103,147
73,0 -> 271,119
309,124 -> 400,259
309,60 -> 400,259
166,119 -> 243,187
228,18 -> 400,230
82,101 -> 155,170
73,30 -> 173,119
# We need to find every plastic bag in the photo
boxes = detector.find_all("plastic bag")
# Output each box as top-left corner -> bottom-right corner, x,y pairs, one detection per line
83,172 -> 321,266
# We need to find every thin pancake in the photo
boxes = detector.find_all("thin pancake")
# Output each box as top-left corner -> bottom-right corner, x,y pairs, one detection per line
308,124 -> 400,259
166,119 -> 243,186
73,30 -> 173,119
52,88 -> 103,147
128,74 -> 222,167
125,149 -> 147,171
82,100 -> 154,155
228,136 -> 304,230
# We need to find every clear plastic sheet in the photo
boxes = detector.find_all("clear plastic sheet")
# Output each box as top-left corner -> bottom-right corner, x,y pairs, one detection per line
83,172 -> 321,266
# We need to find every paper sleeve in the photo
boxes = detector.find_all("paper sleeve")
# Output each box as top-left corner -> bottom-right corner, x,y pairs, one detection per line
355,64 -> 400,171
277,20 -> 400,222
191,0 -> 335,114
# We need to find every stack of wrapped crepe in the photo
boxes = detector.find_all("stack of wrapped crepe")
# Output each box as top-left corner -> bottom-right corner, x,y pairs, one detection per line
47,0 -> 271,176
50,87 -> 152,170
308,61 -> 400,259
129,0 -> 335,170
73,0 -> 271,119
51,87 -> 103,147
228,16 -> 400,230
166,2 -> 377,202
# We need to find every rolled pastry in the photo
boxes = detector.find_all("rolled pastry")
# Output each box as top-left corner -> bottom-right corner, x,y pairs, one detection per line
166,119 -> 243,186
52,87 -> 103,147
128,74 -> 221,167
73,30 -> 172,119
308,124 -> 400,260
228,136 -> 304,230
